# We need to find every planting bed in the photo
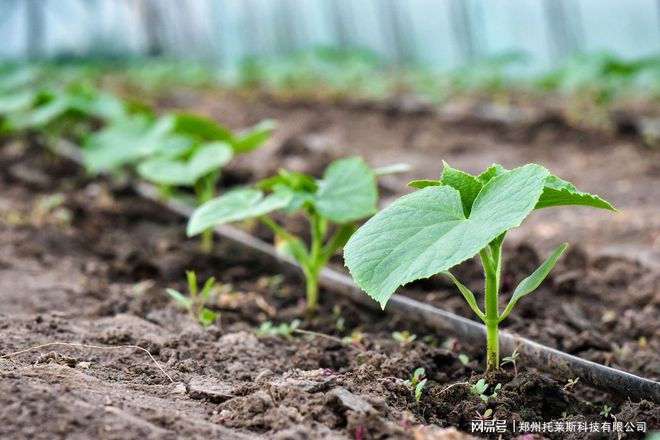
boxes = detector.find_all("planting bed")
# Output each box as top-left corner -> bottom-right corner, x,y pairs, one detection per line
1,95 -> 659,439
168,92 -> 660,378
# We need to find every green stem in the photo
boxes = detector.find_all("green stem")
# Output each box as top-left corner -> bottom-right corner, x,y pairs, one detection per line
200,229 -> 213,254
305,212 -> 326,313
194,173 -> 218,254
305,269 -> 319,312
480,247 -> 501,371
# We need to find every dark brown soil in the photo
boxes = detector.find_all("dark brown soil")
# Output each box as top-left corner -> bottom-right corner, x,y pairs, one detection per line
1,100 -> 659,439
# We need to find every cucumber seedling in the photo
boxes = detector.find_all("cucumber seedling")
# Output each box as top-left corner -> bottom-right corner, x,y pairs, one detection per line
345,162 -> 616,371
166,270 -> 218,327
187,157 -> 402,312
137,114 -> 275,253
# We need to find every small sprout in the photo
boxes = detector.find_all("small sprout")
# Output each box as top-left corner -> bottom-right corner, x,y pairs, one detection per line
470,379 -> 501,403
600,404 -> 612,418
458,354 -> 471,365
563,377 -> 579,392
474,408 -> 493,421
345,162 -> 615,371
255,319 -> 301,339
166,271 -> 218,327
639,336 -> 648,350
333,305 -> 346,332
500,348 -> 520,375
442,337 -> 461,353
167,270 -> 218,327
561,411 -> 569,419
341,329 -> 365,348
403,367 -> 427,402
422,335 -> 439,347
392,330 -> 417,346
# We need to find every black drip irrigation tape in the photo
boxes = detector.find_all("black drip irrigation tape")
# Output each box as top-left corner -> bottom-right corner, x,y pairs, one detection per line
53,140 -> 660,404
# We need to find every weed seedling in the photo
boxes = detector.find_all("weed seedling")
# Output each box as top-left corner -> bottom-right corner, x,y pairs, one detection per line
255,319 -> 301,339
392,330 -> 417,346
345,162 -> 615,370
563,377 -> 579,392
600,404 -> 612,418
333,305 -> 346,332
470,378 -> 502,403
166,271 -> 217,327
341,329 -> 365,348
458,354 -> 471,365
500,348 -> 520,375
474,408 -> 493,421
188,157 -> 402,312
403,367 -> 427,402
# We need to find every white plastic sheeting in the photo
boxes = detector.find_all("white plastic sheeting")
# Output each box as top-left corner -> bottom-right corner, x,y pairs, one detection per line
1,0 -> 660,70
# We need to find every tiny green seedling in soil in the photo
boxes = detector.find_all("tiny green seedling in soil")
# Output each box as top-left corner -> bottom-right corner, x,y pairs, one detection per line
475,408 -> 493,421
458,354 -> 471,365
166,270 -> 218,327
332,305 -> 346,332
345,162 -> 616,371
500,348 -> 520,375
392,330 -> 417,346
563,377 -> 579,392
188,157 -> 406,312
403,367 -> 427,402
470,378 -> 502,403
341,329 -> 365,348
600,405 -> 612,418
255,319 -> 301,339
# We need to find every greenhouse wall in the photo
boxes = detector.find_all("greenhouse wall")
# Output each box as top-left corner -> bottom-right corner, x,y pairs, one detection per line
1,0 -> 660,70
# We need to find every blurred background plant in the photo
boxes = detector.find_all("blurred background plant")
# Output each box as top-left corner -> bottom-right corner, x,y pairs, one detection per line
3,0 -> 660,131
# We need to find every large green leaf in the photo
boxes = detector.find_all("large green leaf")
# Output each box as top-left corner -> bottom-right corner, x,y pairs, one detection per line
314,156 -> 377,223
187,188 -> 292,236
83,115 -> 191,172
344,164 -> 550,308
137,142 -> 233,186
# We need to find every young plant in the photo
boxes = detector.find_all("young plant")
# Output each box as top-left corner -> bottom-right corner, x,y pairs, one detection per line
564,377 -> 580,392
187,157 -> 387,312
474,408 -> 493,421
600,404 -> 612,418
137,115 -> 275,253
500,348 -> 520,375
345,162 -> 615,371
392,330 -> 417,346
470,379 -> 501,403
166,270 -> 217,327
403,367 -> 427,402
255,319 -> 301,339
